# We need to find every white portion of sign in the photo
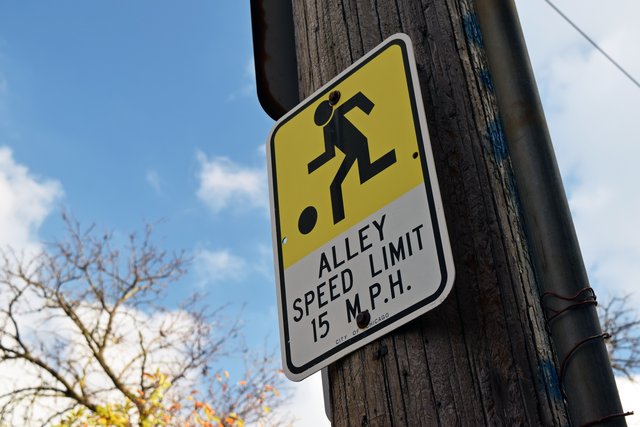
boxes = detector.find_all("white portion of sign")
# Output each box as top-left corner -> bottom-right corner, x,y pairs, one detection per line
281,184 -> 447,379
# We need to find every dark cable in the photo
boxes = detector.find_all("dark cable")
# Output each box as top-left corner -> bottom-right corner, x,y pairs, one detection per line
559,332 -> 610,382
581,411 -> 634,427
543,0 -> 640,89
542,287 -> 597,324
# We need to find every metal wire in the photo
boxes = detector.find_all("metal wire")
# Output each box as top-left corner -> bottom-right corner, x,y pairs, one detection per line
559,332 -> 610,382
542,287 -> 597,324
580,410 -> 635,427
543,0 -> 640,89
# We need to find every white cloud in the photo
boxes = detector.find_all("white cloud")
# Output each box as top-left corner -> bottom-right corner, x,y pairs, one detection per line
244,57 -> 257,80
276,372 -> 330,427
195,248 -> 248,286
253,243 -> 275,281
0,148 -> 63,422
227,58 -> 257,102
616,376 -> 640,426
145,169 -> 162,194
0,146 -> 62,253
196,151 -> 267,213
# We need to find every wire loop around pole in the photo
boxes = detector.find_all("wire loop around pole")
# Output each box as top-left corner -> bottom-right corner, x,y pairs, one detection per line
559,332 -> 610,382
542,287 -> 633,425
542,286 -> 597,324
580,411 -> 634,427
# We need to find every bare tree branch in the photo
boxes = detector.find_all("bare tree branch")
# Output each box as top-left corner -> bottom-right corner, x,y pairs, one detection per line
0,216 -> 285,426
598,294 -> 640,380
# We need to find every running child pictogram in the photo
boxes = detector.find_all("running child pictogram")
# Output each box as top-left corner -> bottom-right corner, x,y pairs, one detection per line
299,91 -> 397,234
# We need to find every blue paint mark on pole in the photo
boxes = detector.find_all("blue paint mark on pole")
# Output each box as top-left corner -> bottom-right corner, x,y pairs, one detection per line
487,119 -> 508,163
463,13 -> 484,47
479,69 -> 495,93
540,359 -> 564,402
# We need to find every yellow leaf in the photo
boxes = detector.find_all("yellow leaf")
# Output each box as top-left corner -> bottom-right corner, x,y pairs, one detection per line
204,404 -> 215,418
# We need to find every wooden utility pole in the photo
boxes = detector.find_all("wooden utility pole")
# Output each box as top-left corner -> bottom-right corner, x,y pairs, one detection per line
291,1 -> 569,425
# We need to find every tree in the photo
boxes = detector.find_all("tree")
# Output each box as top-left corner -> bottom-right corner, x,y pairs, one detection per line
0,216 -> 285,427
598,294 -> 640,380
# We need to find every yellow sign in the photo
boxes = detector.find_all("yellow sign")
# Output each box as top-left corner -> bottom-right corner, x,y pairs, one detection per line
270,39 -> 427,269
267,34 -> 454,381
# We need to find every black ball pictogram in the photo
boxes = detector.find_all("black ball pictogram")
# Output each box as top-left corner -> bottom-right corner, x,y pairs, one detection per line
298,206 -> 318,234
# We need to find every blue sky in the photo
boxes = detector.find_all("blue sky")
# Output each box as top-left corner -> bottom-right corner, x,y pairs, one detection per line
1,1 -> 639,425
0,1 -> 277,341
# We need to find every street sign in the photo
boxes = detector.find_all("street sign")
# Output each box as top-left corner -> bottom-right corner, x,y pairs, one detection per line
267,33 -> 455,381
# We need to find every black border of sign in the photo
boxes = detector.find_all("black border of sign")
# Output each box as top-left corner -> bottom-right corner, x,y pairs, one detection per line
267,33 -> 454,380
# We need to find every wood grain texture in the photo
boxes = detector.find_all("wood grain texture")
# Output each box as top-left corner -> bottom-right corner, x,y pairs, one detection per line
291,0 -> 569,425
